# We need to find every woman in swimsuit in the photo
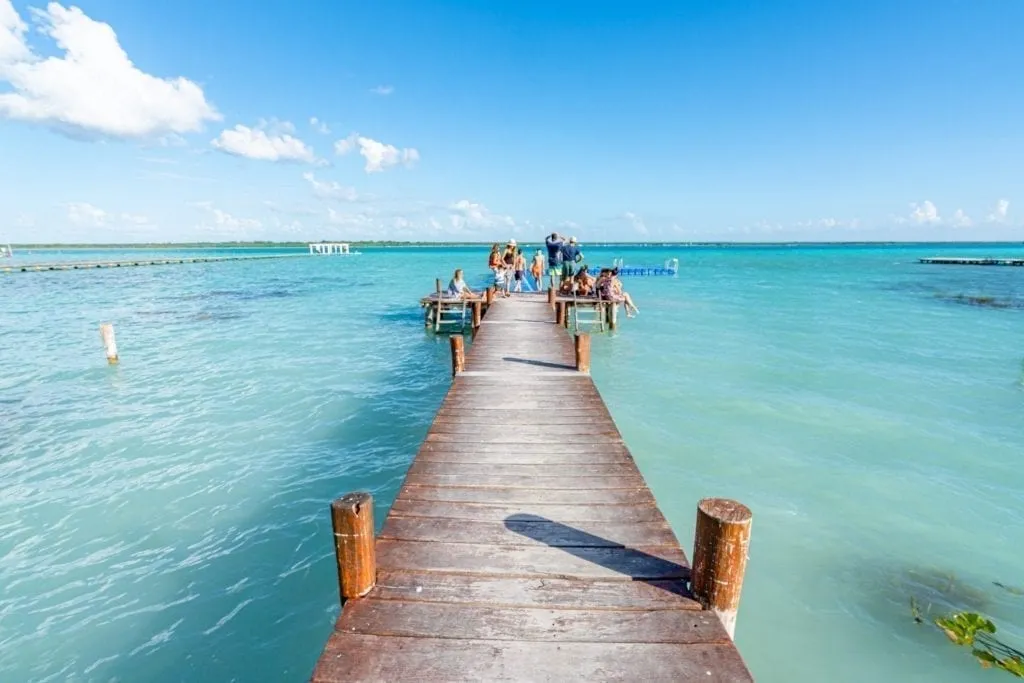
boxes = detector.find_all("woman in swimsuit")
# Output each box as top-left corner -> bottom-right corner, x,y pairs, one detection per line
530,250 -> 544,289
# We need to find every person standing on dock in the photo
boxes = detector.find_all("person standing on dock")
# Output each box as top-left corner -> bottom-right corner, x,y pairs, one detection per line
501,240 -> 517,297
545,232 -> 565,289
513,249 -> 527,292
530,249 -> 544,289
560,236 -> 583,281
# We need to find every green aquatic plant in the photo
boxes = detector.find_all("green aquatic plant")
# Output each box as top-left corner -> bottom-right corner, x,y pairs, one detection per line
930,612 -> 1024,678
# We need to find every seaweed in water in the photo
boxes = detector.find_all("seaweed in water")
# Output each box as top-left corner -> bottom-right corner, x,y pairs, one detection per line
935,293 -> 1021,310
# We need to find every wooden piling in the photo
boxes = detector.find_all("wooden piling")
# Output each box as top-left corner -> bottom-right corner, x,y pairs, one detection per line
547,286 -> 556,308
564,303 -> 571,329
99,323 -> 119,364
574,332 -> 591,373
691,498 -> 752,639
472,300 -> 482,330
330,492 -> 376,603
449,334 -> 465,376
434,279 -> 443,332
609,303 -> 619,330
555,301 -> 566,326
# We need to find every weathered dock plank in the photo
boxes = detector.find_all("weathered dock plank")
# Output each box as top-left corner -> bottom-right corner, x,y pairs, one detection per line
313,635 -> 753,683
312,294 -> 753,682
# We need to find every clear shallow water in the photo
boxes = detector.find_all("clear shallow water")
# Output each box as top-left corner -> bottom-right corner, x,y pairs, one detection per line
2,244 -> 1023,682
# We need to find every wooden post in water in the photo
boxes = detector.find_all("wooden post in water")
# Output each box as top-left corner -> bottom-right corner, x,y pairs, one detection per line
449,334 -> 465,376
574,332 -> 591,373
548,286 -> 556,308
564,303 -> 571,329
555,301 -> 566,326
434,279 -> 443,332
691,498 -> 752,639
330,492 -> 376,603
471,300 -> 482,337
609,303 -> 619,330
99,323 -> 119,364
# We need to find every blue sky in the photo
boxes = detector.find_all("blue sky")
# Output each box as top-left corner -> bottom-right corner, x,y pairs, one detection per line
0,0 -> 1021,243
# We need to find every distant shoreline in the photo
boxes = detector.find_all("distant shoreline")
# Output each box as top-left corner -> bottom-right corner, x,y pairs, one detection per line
7,240 -> 1024,249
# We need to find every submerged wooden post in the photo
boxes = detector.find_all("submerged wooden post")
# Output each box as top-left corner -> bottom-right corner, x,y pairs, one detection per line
574,332 -> 591,373
330,492 -> 376,603
691,498 -> 752,639
555,301 -> 566,326
449,334 -> 465,376
547,286 -> 556,308
609,303 -> 619,330
99,323 -> 118,364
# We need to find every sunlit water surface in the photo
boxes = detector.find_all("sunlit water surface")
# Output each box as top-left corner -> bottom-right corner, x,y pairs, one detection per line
2,244 -> 1023,682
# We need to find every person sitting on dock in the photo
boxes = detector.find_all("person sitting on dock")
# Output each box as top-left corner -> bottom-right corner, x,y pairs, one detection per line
446,269 -> 478,299
596,268 -> 639,317
545,232 -> 565,289
574,265 -> 596,296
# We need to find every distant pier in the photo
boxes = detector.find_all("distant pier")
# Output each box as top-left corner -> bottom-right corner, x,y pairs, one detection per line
311,289 -> 754,682
2,253 -> 304,274
920,257 -> 1024,267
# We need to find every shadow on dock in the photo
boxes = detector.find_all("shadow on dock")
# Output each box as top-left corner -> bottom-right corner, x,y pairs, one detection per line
503,513 -> 691,598
501,357 -> 576,370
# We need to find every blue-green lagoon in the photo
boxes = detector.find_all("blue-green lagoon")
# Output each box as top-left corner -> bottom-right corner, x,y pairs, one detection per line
1,244 -> 1023,681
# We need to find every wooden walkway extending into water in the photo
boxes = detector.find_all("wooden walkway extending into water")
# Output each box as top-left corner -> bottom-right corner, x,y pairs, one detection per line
312,292 -> 753,682
920,256 -> 1024,267
1,253 -> 304,274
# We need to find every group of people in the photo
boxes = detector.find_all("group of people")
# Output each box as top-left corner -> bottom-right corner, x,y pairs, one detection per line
445,232 -> 638,317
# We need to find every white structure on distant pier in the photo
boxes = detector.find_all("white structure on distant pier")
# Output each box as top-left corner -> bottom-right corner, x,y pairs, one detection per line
309,242 -> 351,255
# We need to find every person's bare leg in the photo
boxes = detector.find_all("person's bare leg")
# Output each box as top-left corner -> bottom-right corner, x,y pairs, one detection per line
624,293 -> 639,316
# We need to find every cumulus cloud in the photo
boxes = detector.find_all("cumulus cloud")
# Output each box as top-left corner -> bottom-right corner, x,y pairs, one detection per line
334,132 -> 419,173
302,171 -> 359,201
951,209 -> 972,228
909,200 -> 940,224
309,116 -> 330,134
211,123 -> 319,163
370,85 -> 394,96
622,211 -> 649,235
449,199 -> 515,231
0,0 -> 219,137
193,201 -> 261,233
987,199 -> 1010,223
67,201 -> 151,228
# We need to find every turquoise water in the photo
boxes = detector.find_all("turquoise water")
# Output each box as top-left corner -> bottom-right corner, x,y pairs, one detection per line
2,244 -> 1023,681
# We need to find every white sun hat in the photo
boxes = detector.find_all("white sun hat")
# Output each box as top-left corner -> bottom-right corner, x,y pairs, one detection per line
569,236 -> 578,243
508,239 -> 517,246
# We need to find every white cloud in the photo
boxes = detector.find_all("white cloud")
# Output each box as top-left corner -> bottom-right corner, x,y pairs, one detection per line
0,1 -> 219,137
211,123 -> 319,163
370,85 -> 394,96
987,199 -> 1010,223
951,209 -> 972,228
449,199 -> 515,231
622,211 -> 648,235
67,201 -> 151,228
334,132 -> 419,173
309,116 -> 330,134
193,201 -> 261,233
909,200 -> 940,224
302,171 -> 359,201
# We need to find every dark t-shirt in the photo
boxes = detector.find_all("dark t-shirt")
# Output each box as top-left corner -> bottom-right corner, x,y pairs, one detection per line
545,237 -> 564,265
560,244 -> 580,263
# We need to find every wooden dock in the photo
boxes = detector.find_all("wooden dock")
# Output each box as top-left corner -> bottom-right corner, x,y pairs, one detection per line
312,292 -> 754,682
920,256 -> 1024,266
1,253 -> 304,274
